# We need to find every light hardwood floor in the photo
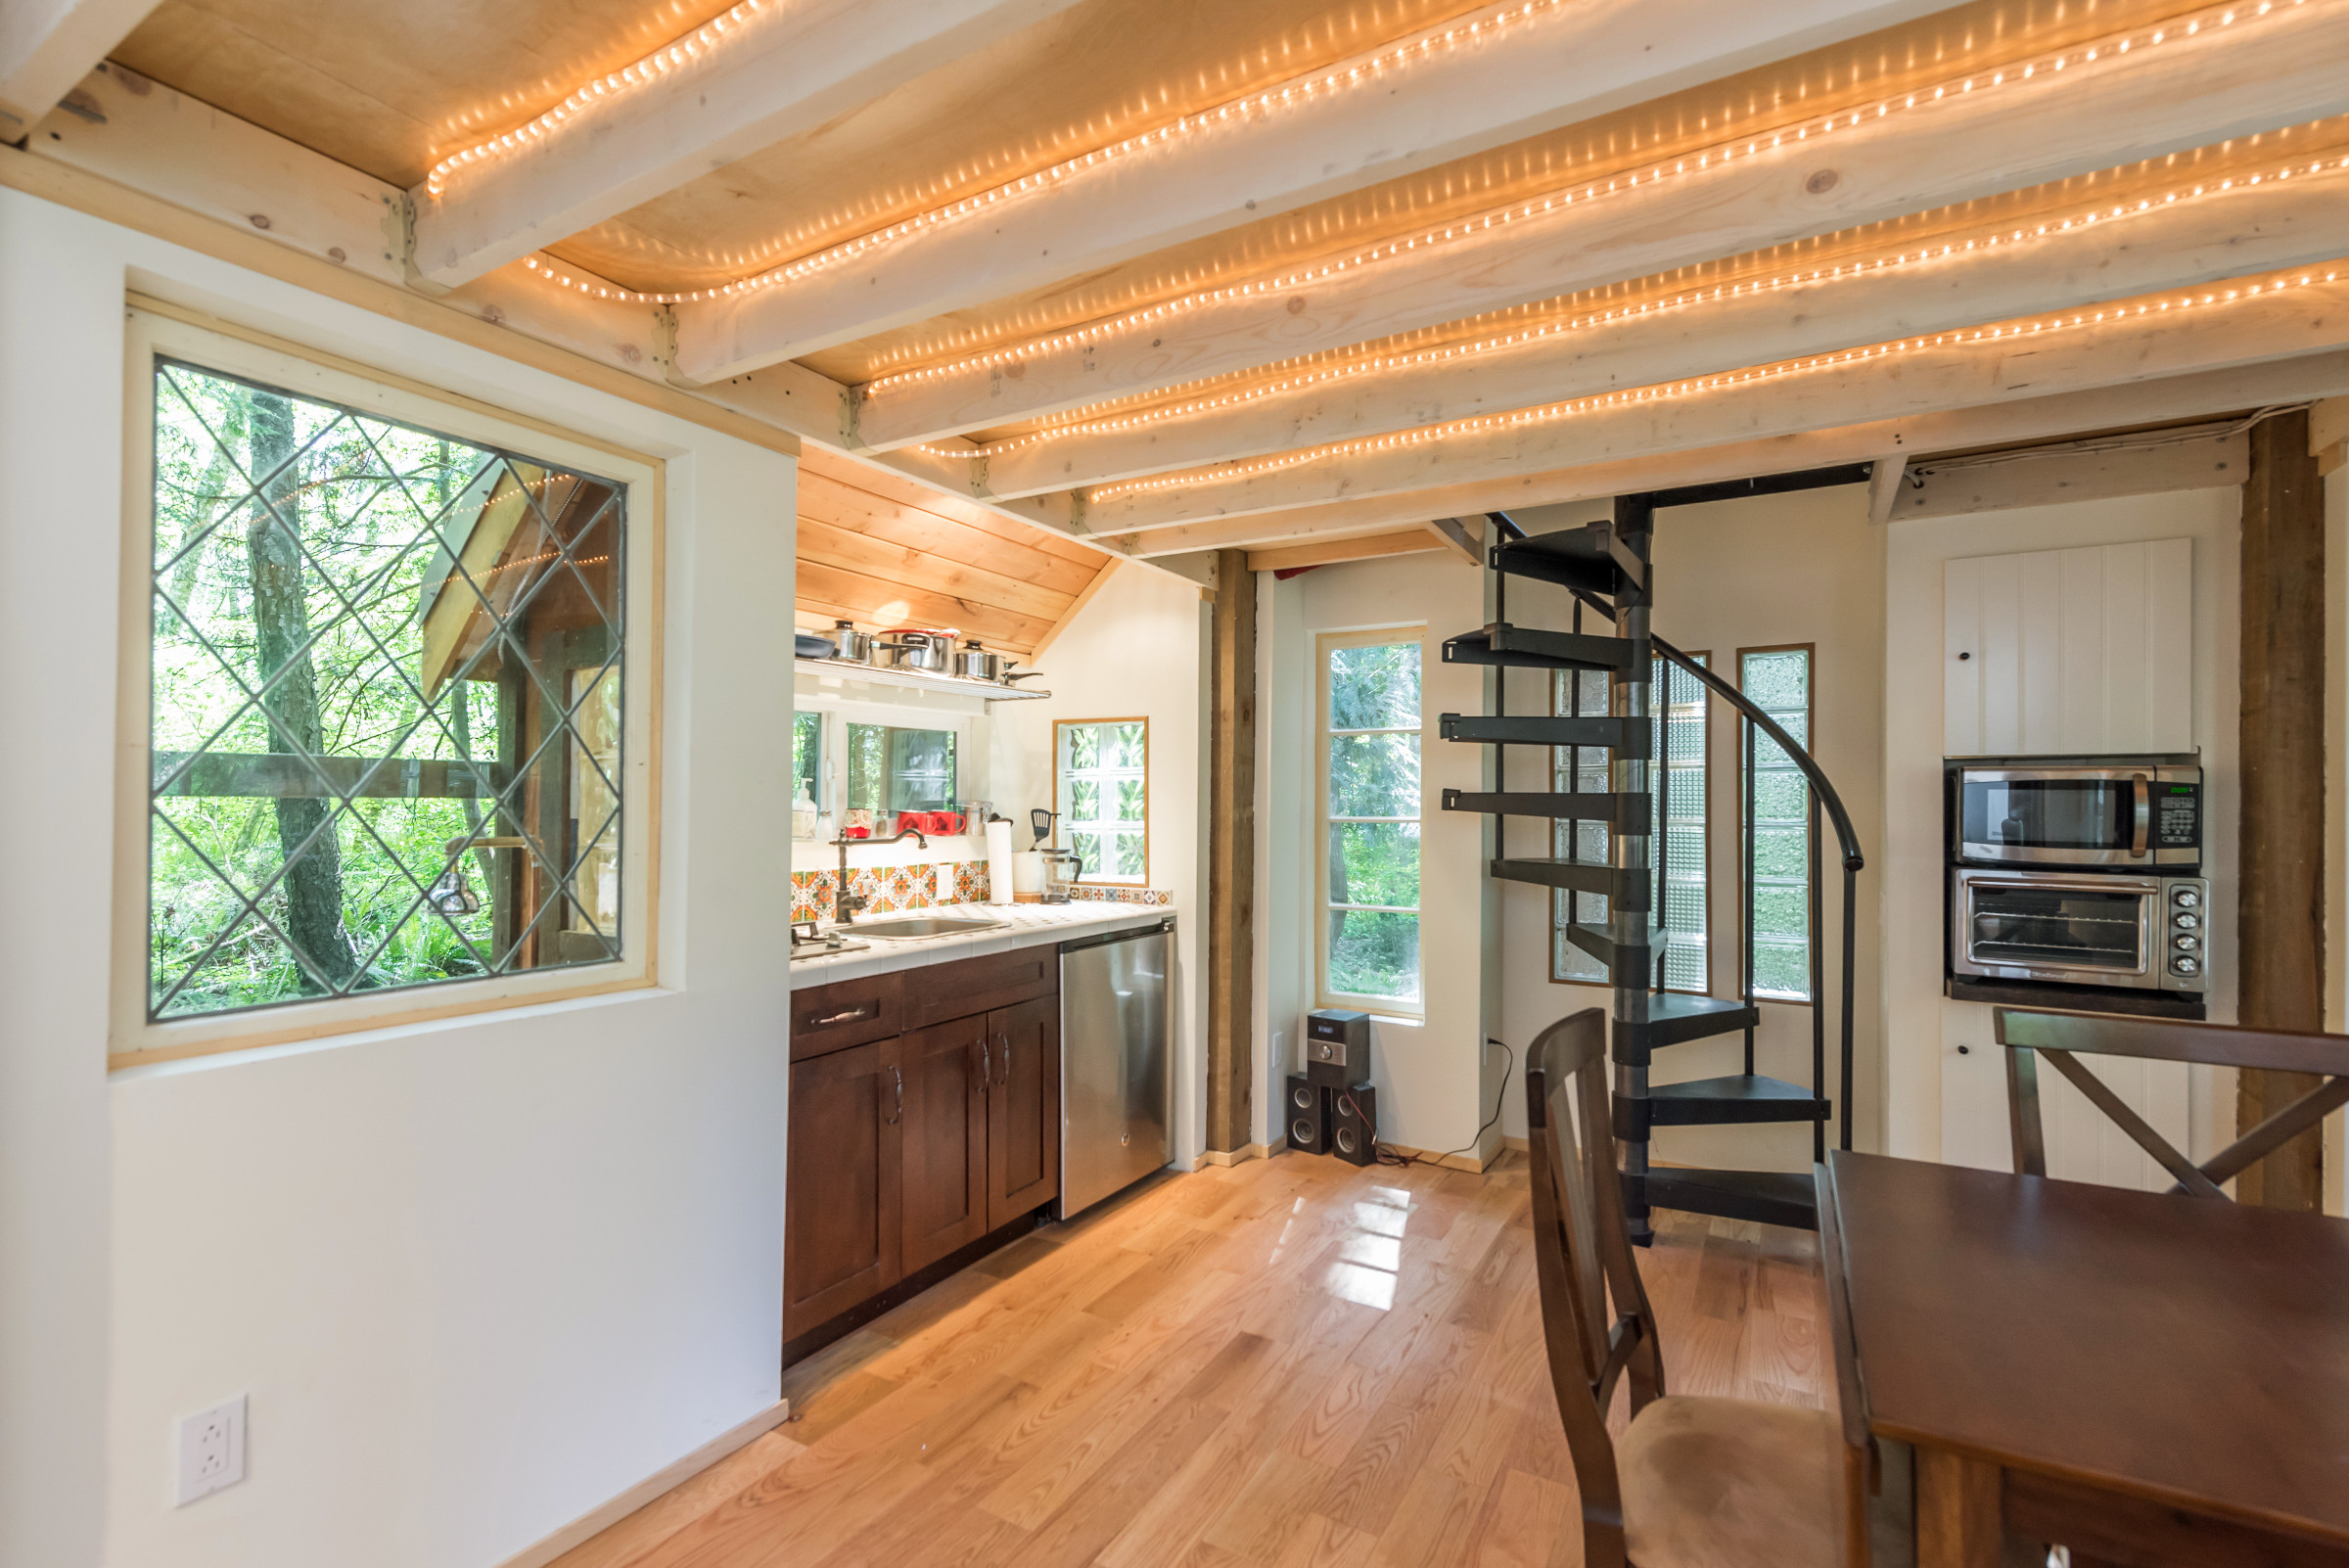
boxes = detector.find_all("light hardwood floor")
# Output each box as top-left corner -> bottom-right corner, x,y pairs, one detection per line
550,1149 -> 1827,1568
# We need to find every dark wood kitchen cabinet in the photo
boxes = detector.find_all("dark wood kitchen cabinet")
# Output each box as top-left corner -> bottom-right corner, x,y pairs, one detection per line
782,1038 -> 901,1340
987,995 -> 1060,1227
785,949 -> 1065,1355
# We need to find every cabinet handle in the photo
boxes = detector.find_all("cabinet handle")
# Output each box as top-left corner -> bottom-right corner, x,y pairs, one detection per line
980,1038 -> 992,1086
888,1064 -> 903,1124
995,1034 -> 1011,1086
810,1003 -> 875,1028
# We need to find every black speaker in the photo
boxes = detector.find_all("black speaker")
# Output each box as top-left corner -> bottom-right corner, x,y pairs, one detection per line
1306,1008 -> 1372,1088
1285,1074 -> 1331,1155
1331,1084 -> 1378,1167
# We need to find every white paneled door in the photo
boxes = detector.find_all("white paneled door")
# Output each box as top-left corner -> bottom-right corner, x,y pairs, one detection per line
1944,538 -> 2193,757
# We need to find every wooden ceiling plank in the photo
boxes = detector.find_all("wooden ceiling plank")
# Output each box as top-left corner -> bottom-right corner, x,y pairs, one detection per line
973,158 -> 2349,498
792,590 -> 1037,660
410,0 -> 1088,286
800,472 -> 1098,597
1246,529 -> 1445,573
1086,263 -> 2349,532
834,4 -> 2349,445
1025,560 -> 1117,664
794,559 -> 1054,647
1160,346 -> 2349,547
797,517 -> 1077,623
671,0 -> 1958,367
0,0 -> 157,129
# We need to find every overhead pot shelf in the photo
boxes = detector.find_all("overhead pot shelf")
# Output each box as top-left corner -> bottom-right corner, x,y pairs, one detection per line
792,656 -> 1052,701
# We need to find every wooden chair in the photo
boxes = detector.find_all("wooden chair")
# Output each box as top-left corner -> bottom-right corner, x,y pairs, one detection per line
1993,1007 -> 2349,1197
1526,1008 -> 1875,1568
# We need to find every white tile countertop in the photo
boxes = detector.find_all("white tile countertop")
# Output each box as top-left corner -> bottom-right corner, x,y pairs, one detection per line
788,901 -> 1174,989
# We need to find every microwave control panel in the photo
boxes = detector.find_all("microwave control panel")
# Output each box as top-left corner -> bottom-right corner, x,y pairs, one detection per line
2153,783 -> 2202,852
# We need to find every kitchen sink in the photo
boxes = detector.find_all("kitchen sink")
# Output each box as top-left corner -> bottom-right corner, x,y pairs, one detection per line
850,915 -> 1006,940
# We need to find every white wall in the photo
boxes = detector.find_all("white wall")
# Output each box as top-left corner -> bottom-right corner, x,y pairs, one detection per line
0,187 -> 799,1568
1883,487 -> 2242,1169
1257,553 -> 1499,1161
1492,488 -> 1889,1167
993,565 -> 1211,1163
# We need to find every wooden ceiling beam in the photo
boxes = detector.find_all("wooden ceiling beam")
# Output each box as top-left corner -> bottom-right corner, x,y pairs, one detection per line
843,3 -> 2349,448
1137,346 -> 2349,550
1245,530 -> 1444,574
669,0 -> 1956,372
0,0 -> 156,132
973,160 -> 2349,498
1084,263 -> 2349,532
407,0 -> 1085,288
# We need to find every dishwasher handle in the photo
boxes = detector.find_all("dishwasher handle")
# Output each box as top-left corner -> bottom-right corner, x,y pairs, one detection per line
1060,918 -> 1174,954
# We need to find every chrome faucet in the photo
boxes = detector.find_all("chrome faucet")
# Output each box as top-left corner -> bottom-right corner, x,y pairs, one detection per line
829,826 -> 928,923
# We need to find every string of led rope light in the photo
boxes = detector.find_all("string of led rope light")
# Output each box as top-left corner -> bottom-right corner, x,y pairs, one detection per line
908,144 -> 2349,460
1081,265 -> 2343,503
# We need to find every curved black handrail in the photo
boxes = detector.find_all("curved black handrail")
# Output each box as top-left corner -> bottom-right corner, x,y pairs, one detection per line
1649,633 -> 1865,874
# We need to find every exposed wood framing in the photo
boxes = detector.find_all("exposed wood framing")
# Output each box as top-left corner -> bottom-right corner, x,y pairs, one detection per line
1247,529 -> 1445,575
1421,514 -> 1484,566
843,3 -> 2349,444
1865,455 -> 1908,525
672,0 -> 1958,368
1113,349 -> 2349,555
971,158 -> 2349,498
0,0 -> 154,131
1893,428 -> 2247,520
2238,406 -> 2327,1211
409,0 -> 1082,288
1206,548 -> 1256,1154
1082,263 -> 2349,533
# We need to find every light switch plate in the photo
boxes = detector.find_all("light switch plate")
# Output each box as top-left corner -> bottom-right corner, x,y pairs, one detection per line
175,1394 -> 247,1506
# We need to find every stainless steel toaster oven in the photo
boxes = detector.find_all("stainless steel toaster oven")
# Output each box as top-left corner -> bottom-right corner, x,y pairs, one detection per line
1949,868 -> 2209,995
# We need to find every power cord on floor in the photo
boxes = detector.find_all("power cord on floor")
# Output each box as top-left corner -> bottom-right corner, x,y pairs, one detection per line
1352,1038 -> 1515,1172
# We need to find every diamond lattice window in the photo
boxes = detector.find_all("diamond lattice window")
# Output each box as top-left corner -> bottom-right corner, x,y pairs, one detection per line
148,356 -> 628,1021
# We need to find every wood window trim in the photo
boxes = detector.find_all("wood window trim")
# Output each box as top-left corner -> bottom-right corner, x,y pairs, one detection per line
111,304 -> 667,1070
1735,642 -> 1818,1008
1546,655 -> 1713,995
1052,716 -> 1151,889
1315,625 -> 1426,1020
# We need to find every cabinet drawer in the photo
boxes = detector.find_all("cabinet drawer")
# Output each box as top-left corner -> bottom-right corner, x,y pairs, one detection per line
904,944 -> 1059,1030
791,972 -> 904,1060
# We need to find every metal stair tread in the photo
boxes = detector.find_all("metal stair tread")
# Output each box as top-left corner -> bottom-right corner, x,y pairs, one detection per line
1494,524 -> 1638,596
1614,993 -> 1759,1050
1646,1073 -> 1830,1126
1638,1168 -> 1818,1229
1442,623 -> 1633,672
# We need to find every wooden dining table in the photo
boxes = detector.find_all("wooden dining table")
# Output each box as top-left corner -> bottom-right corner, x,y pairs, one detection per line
1816,1150 -> 2349,1568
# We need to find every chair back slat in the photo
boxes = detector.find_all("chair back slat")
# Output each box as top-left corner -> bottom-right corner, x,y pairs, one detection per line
1525,1008 -> 1665,1568
1993,1006 -> 2349,1197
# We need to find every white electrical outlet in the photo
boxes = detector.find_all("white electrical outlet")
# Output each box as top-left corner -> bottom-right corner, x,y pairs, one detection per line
174,1394 -> 247,1506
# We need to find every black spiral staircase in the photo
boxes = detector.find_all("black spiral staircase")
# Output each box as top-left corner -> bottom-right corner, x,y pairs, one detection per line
1438,468 -> 1867,1241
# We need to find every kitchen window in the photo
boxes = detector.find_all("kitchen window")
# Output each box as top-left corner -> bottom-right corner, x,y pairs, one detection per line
790,700 -> 976,836
117,307 -> 658,1061
1552,656 -> 1709,992
1318,630 -> 1422,1014
1055,719 -> 1148,885
1739,645 -> 1815,1000
846,721 -> 958,825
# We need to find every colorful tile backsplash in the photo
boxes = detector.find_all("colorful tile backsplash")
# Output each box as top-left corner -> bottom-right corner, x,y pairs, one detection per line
789,859 -> 1172,919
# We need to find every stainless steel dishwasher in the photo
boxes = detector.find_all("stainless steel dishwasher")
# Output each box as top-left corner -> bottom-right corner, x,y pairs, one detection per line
1057,918 -> 1174,1219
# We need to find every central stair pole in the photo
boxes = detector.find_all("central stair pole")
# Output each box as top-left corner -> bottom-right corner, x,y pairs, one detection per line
1610,494 -> 1656,1245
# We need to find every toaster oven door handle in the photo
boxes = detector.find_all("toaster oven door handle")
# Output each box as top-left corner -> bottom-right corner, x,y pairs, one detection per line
2130,773 -> 2151,857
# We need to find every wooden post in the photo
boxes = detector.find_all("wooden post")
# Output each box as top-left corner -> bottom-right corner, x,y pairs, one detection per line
2237,408 -> 2326,1210
1207,551 -> 1258,1154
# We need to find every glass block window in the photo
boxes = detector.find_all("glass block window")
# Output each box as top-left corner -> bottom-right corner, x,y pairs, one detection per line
1740,646 -> 1815,1000
1320,632 -> 1422,1013
147,355 -> 629,1022
1055,719 -> 1148,885
1552,657 -> 1707,992
846,722 -> 957,827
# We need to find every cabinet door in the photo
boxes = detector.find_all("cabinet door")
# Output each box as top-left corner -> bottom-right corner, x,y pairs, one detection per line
987,996 -> 1061,1227
784,1038 -> 902,1340
900,1015 -> 990,1273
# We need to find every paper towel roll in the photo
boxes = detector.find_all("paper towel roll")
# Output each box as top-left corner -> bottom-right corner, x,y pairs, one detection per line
985,817 -> 1016,906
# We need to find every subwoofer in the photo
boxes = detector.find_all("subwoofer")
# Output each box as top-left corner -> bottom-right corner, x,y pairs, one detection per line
1285,1074 -> 1330,1155
1332,1084 -> 1378,1167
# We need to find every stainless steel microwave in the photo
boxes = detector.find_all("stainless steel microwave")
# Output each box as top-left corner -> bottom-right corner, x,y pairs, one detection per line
1950,867 -> 2210,995
1948,756 -> 2202,870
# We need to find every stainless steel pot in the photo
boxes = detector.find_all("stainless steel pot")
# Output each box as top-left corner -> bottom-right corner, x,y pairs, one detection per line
954,639 -> 1017,680
828,620 -> 881,665
879,627 -> 957,672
